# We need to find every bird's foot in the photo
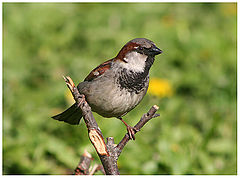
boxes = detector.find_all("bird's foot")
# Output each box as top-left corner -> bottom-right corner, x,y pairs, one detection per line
126,126 -> 138,140
117,116 -> 139,140
76,95 -> 85,108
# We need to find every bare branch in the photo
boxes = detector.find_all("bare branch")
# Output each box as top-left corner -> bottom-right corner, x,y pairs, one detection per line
116,105 -> 160,156
89,164 -> 105,175
64,76 -> 118,175
89,129 -> 109,156
63,76 -> 160,175
74,150 -> 92,175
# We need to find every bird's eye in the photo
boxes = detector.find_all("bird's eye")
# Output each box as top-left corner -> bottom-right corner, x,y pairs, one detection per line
138,46 -> 143,50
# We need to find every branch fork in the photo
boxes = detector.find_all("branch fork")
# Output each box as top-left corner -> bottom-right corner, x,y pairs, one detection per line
63,76 -> 160,175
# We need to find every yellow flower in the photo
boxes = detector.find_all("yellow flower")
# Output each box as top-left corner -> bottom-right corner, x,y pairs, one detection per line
148,78 -> 173,98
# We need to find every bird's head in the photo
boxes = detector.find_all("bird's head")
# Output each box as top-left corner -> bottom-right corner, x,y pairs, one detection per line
115,38 -> 162,72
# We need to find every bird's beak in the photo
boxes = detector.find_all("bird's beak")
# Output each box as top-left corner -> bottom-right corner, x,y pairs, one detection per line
150,46 -> 163,56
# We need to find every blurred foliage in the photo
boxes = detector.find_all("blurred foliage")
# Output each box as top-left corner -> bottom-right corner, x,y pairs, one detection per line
3,3 -> 237,175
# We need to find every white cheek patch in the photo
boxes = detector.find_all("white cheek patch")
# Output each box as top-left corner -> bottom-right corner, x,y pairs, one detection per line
120,52 -> 147,72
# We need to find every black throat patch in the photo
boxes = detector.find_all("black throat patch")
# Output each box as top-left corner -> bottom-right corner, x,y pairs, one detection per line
117,56 -> 155,94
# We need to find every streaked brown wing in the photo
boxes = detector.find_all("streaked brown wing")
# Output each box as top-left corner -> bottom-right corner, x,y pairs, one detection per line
84,59 -> 113,81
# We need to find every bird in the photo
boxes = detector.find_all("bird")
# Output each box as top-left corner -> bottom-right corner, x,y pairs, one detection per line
52,38 -> 162,140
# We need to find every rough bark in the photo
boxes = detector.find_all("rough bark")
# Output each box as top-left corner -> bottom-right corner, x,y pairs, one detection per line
63,76 -> 160,175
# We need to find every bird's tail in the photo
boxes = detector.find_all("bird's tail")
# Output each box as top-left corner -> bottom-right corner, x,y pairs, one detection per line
52,103 -> 82,125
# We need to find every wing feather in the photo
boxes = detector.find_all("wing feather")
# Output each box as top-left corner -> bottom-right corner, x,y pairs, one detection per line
84,59 -> 113,81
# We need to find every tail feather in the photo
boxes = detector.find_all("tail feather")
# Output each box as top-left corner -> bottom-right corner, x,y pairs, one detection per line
52,103 -> 82,125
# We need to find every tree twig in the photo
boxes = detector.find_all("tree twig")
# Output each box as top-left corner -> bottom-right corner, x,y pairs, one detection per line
74,150 -> 92,175
63,76 -> 118,175
63,76 -> 160,175
89,164 -> 105,175
116,105 -> 160,156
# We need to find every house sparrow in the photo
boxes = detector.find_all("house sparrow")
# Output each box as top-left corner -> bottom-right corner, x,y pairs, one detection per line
52,38 -> 162,140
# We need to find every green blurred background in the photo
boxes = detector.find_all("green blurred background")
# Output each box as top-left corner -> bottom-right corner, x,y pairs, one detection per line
3,3 -> 237,175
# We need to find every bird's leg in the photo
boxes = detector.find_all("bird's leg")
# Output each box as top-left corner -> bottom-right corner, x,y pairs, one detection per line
117,117 -> 138,140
